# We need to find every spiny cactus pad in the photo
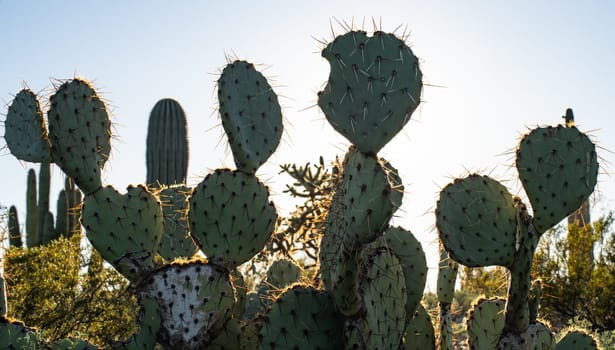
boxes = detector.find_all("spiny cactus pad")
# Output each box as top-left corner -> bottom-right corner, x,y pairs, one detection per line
209,317 -> 242,350
188,169 -> 277,270
48,78 -> 112,194
466,297 -> 506,350
436,174 -> 517,267
318,30 -> 422,154
556,329 -> 599,350
497,321 -> 555,350
342,148 -> 397,246
157,185 -> 198,260
357,246 -> 408,349
218,60 -> 283,173
265,258 -> 302,289
82,185 -> 163,282
110,296 -> 161,350
402,303 -> 435,350
516,125 -> 598,233
259,285 -> 344,350
384,226 -> 427,321
437,246 -> 458,304
4,88 -> 53,163
139,261 -> 235,349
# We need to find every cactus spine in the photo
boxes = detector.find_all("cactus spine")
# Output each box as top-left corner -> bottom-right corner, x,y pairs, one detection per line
146,98 -> 189,187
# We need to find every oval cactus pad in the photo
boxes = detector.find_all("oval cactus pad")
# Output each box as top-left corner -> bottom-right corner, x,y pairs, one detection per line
218,60 -> 283,173
516,125 -> 598,234
318,30 -> 422,154
188,169 -> 277,269
436,174 -> 517,267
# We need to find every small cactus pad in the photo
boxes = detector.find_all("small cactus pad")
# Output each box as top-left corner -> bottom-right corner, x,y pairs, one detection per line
265,258 -> 302,289
82,185 -> 163,282
318,30 -> 422,154
342,148 -> 397,246
556,329 -> 599,350
50,338 -> 99,349
384,226 -> 428,321
437,246 -> 458,304
110,296 -> 161,350
4,88 -> 53,163
436,174 -> 517,267
48,78 -> 112,194
139,261 -> 235,349
358,246 -> 408,349
497,321 -> 556,349
318,180 -> 344,291
218,60 -> 283,173
210,317 -> 242,350
466,297 -> 505,350
516,125 -> 598,233
188,169 -> 277,270
157,185 -> 198,260
259,285 -> 344,350
402,303 -> 436,350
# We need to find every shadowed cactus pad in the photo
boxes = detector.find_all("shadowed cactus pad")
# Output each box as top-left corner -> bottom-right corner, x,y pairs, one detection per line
139,261 -> 235,349
402,303 -> 435,350
110,296 -> 161,350
82,185 -> 163,282
498,321 -> 555,350
218,60 -> 283,173
318,30 -> 422,154
436,174 -> 517,267
48,78 -> 112,194
466,297 -> 505,350
157,185 -> 198,260
0,318 -> 46,349
50,337 -> 98,349
516,125 -> 598,233
188,169 -> 277,270
265,258 -> 302,289
4,88 -> 52,163
556,329 -> 599,350
259,285 -> 344,350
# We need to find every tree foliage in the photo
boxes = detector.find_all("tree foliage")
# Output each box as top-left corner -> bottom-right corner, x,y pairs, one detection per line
4,235 -> 138,345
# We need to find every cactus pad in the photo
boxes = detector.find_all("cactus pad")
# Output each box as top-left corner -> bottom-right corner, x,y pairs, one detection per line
556,328 -> 599,350
48,78 -> 112,194
265,258 -> 302,289
157,185 -> 198,260
318,30 -> 422,154
0,318 -> 46,349
342,148 -> 397,246
402,303 -> 436,350
82,185 -> 163,282
50,338 -> 99,349
466,297 -> 505,350
437,246 -> 458,304
217,60 -> 283,173
188,169 -> 277,270
384,226 -> 427,321
110,296 -> 161,350
259,285 -> 344,350
4,88 -> 53,163
516,125 -> 598,233
139,260 -> 235,349
436,174 -> 517,267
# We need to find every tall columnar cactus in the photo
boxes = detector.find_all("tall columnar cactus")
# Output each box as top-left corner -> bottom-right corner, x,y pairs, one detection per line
8,205 -> 22,247
146,98 -> 189,187
435,111 -> 600,349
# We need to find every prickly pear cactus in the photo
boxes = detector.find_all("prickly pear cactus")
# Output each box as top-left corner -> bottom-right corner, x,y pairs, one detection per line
402,303 -> 435,350
188,169 -> 277,270
48,78 -> 112,194
139,260 -> 235,349
110,296 -> 161,350
50,337 -> 99,350
81,185 -> 163,282
4,88 -> 52,163
217,60 -> 283,173
318,30 -> 423,154
556,329 -> 599,350
157,185 -> 198,260
516,124 -> 599,233
466,297 -> 506,350
264,258 -> 302,289
436,174 -> 517,267
259,285 -> 344,350
0,318 -> 46,349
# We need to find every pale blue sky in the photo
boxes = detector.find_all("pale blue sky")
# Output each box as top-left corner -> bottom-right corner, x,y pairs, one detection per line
1,1 -> 614,290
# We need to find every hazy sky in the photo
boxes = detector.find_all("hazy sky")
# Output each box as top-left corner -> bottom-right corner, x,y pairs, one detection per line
1,1 -> 614,291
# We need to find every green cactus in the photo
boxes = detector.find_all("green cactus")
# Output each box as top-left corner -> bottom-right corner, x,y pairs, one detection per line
516,124 -> 598,234
37,162 -> 55,245
402,303 -> 435,350
264,258 -> 302,289
146,98 -> 189,187
81,185 -> 163,282
188,169 -> 277,270
466,297 -> 506,350
217,60 -> 283,174
8,205 -> 22,247
317,30 -> 422,154
0,318 -> 46,349
156,184 -> 198,261
50,337 -> 99,350
436,174 -> 518,267
259,285 -> 344,350
437,246 -> 458,350
26,168 -> 40,247
48,78 -> 111,194
110,296 -> 161,350
3,88 -> 52,163
556,329 -> 600,350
